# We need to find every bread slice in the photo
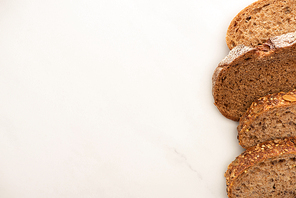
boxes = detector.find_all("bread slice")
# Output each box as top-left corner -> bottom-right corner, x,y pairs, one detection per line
225,137 -> 296,198
212,31 -> 296,121
226,0 -> 296,49
238,90 -> 296,149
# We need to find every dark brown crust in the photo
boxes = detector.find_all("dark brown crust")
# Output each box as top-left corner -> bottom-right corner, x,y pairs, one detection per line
225,137 -> 296,198
238,90 -> 296,148
212,31 -> 296,121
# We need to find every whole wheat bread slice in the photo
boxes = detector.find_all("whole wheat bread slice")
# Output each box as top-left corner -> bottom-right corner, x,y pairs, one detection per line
238,90 -> 296,149
225,137 -> 296,198
226,0 -> 296,49
213,31 -> 296,121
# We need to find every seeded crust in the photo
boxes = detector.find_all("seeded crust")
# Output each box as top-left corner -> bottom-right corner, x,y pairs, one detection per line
212,31 -> 296,121
225,137 -> 296,198
238,90 -> 296,148
226,0 -> 296,49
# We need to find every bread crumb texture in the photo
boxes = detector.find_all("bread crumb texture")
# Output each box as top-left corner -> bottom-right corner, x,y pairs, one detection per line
213,31 -> 296,121
238,90 -> 296,148
226,0 -> 296,49
225,137 -> 296,198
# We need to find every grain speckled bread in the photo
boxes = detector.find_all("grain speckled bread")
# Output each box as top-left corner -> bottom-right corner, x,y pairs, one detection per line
225,137 -> 296,198
226,0 -> 296,49
238,90 -> 296,149
212,31 -> 296,121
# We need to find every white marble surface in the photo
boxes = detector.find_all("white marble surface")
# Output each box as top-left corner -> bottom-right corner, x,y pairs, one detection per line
0,0 -> 258,197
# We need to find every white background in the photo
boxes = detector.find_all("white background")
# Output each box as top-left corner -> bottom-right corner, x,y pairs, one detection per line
0,0 -> 256,197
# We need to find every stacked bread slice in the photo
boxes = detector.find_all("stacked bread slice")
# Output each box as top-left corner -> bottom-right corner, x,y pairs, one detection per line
226,0 -> 296,49
238,90 -> 296,149
213,32 -> 296,121
225,137 -> 296,198
212,0 -> 296,197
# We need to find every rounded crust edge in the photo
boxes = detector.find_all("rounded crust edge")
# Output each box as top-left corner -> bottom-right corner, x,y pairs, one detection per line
225,137 -> 296,198
212,45 -> 255,92
238,90 -> 296,148
212,45 -> 255,121
226,0 -> 272,49
213,31 -> 296,121
225,0 -> 296,49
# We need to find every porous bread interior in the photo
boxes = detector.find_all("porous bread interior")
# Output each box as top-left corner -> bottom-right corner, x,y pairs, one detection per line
227,0 -> 296,49
214,46 -> 296,121
240,105 -> 296,148
230,154 -> 296,198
